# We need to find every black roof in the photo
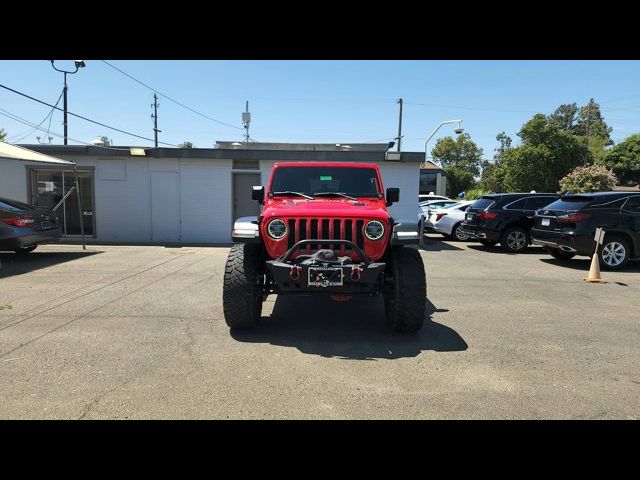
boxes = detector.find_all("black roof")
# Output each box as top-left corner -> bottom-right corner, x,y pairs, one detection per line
481,192 -> 558,198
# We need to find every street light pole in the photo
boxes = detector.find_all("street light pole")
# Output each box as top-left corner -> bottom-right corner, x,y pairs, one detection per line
50,60 -> 86,249
424,119 -> 463,164
50,60 -> 85,145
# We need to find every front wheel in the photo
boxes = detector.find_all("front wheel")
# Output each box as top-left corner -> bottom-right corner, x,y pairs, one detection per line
384,247 -> 426,333
599,235 -> 630,270
500,227 -> 529,253
223,243 -> 264,329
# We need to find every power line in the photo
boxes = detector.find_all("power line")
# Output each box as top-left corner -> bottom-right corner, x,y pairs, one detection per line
8,90 -> 63,143
0,107 -> 136,152
0,83 -> 178,147
101,60 -> 243,131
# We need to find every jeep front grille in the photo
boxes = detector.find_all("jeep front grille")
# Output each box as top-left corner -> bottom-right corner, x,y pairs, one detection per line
287,218 -> 365,254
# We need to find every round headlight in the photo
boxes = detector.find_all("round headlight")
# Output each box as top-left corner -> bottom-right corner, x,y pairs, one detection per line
364,220 -> 384,241
267,219 -> 287,239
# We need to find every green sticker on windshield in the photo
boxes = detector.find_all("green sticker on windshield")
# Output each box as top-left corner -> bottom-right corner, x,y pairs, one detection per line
320,176 -> 332,181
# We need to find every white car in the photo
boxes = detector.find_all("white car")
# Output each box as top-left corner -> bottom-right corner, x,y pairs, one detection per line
418,194 -> 450,203
418,199 -> 460,230
428,200 -> 475,241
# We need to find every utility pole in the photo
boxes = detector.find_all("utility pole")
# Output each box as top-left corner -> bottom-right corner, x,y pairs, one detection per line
151,93 -> 160,148
396,98 -> 403,152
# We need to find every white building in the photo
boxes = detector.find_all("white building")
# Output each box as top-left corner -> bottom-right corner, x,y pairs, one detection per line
0,141 -> 424,244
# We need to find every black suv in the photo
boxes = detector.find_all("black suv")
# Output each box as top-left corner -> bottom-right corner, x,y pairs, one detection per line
531,192 -> 640,270
460,193 -> 559,253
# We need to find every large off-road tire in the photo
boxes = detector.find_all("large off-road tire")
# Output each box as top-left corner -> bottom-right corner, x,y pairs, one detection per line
383,246 -> 427,333
223,243 -> 264,329
544,247 -> 575,260
598,234 -> 631,270
500,226 -> 529,253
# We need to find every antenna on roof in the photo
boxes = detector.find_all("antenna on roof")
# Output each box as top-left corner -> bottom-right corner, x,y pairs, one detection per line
242,101 -> 251,143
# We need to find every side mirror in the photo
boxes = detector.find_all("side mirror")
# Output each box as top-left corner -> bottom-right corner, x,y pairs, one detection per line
386,187 -> 400,206
252,186 -> 265,204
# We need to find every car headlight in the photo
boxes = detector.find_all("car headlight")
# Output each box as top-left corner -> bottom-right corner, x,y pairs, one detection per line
364,220 -> 384,241
267,219 -> 287,239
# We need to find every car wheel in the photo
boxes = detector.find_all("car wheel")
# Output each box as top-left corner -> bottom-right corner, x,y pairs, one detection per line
383,247 -> 426,333
14,245 -> 37,254
452,223 -> 470,241
599,235 -> 630,270
500,227 -> 529,253
222,243 -> 264,329
544,247 -> 575,260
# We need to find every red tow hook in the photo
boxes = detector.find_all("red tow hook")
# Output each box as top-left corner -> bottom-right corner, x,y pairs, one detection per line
350,265 -> 363,281
289,265 -> 302,280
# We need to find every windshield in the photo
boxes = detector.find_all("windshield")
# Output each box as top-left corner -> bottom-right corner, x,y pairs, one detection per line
270,167 -> 381,198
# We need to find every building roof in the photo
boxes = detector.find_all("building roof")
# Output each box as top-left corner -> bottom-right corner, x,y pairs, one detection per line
0,141 -> 74,165
21,144 -> 425,163
420,160 -> 443,171
215,141 -> 394,152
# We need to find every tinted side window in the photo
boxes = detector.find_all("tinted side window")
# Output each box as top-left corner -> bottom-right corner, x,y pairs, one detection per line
525,196 -> 558,210
504,198 -> 527,210
623,196 -> 640,213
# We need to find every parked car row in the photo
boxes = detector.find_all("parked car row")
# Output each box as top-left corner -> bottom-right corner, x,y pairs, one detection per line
421,191 -> 640,270
0,197 -> 61,253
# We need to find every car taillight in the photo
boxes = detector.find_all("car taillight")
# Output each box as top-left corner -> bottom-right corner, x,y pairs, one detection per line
435,213 -> 447,222
2,217 -> 36,227
477,211 -> 498,220
557,212 -> 591,223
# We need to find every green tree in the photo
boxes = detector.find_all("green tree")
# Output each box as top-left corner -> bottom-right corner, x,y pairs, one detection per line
575,98 -> 613,145
479,131 -> 512,192
179,141 -> 194,148
601,133 -> 640,183
494,114 -> 589,192
559,164 -> 617,193
547,103 -> 578,133
0,128 -> 6,142
431,133 -> 483,197
443,166 -> 476,198
431,133 -> 483,176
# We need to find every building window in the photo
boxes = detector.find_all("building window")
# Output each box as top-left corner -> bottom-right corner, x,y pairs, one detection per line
29,168 -> 95,237
419,171 -> 438,194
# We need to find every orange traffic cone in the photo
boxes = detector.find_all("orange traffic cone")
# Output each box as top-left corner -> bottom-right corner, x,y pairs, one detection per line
584,250 -> 604,283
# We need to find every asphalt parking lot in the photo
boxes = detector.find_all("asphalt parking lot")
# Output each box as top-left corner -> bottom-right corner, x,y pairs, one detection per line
1,238 -> 639,419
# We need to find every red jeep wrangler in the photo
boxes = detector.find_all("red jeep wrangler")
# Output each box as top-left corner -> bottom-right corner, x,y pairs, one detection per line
223,162 -> 426,332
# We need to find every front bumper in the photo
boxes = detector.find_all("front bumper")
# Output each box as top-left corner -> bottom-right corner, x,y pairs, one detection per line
531,229 -> 593,256
459,224 -> 501,242
265,259 -> 386,294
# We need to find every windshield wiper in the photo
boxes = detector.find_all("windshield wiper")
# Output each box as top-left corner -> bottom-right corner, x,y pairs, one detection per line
272,191 -> 314,200
313,192 -> 357,200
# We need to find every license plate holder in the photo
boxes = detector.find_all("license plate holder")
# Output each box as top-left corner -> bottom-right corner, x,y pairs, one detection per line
40,221 -> 51,229
308,267 -> 343,287
541,218 -> 550,226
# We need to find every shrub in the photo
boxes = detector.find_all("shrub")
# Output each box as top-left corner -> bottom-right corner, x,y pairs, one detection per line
559,164 -> 617,193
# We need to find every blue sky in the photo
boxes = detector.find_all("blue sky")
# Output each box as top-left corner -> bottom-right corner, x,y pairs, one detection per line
1,60 -> 640,159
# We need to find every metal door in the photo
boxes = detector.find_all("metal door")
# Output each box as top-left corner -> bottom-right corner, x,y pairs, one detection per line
233,173 -> 260,221
151,171 -> 180,242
